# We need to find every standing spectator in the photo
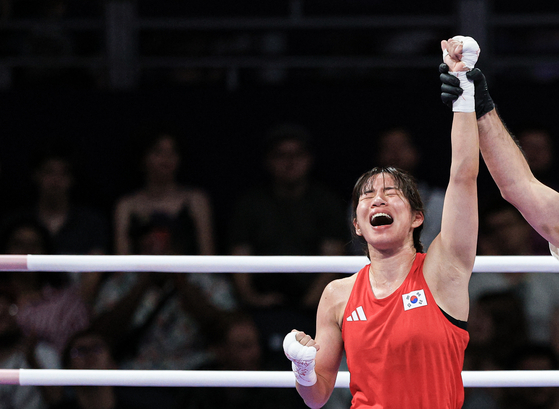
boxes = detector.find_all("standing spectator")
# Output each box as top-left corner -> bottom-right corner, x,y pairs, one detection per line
114,130 -> 214,256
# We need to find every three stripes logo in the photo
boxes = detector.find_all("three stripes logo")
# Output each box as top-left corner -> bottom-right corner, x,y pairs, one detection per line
346,306 -> 367,322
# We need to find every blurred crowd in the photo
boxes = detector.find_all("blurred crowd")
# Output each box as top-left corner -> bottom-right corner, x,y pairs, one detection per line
0,120 -> 558,409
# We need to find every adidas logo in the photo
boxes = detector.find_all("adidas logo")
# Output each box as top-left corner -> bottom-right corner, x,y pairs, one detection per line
346,306 -> 367,321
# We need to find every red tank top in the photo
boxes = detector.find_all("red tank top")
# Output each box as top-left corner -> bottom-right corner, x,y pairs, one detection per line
342,253 -> 469,409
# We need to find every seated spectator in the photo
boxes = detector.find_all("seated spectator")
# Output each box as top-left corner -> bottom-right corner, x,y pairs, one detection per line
516,125 -> 559,191
228,123 -> 348,368
90,271 -> 233,372
499,343 -> 559,409
515,125 -> 559,255
229,123 -> 348,307
2,141 -> 109,256
179,312 -> 307,409
0,159 -> 8,216
50,329 -> 162,409
31,145 -> 109,256
93,215 -> 236,375
471,201 -> 559,342
25,143 -> 110,306
462,289 -> 528,409
467,290 -> 528,370
0,283 -> 61,409
0,218 -> 90,354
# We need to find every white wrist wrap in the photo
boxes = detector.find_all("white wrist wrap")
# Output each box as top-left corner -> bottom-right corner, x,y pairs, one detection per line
451,71 -> 475,112
283,332 -> 317,386
443,35 -> 480,113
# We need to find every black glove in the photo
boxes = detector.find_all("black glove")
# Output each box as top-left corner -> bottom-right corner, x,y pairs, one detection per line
439,63 -> 462,108
466,67 -> 495,119
439,63 -> 495,119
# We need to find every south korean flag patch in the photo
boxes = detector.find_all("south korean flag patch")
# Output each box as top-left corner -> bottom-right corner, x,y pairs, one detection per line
402,289 -> 427,311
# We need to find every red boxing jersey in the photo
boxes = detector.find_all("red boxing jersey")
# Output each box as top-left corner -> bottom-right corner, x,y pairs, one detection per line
342,253 -> 469,409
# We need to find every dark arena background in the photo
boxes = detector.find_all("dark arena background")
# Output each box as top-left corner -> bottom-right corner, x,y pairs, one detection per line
1,0 -> 558,247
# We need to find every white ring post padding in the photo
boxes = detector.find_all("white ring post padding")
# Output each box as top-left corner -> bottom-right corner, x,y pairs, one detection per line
0,369 -> 20,385
0,255 -> 28,271
0,255 -> 557,273
0,369 -> 557,388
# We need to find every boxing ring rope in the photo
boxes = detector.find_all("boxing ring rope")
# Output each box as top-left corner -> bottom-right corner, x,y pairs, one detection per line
0,254 -> 558,273
2,369 -> 559,388
1,254 -> 558,388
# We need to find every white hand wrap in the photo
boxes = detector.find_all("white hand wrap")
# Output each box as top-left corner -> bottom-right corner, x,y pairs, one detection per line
452,35 -> 480,70
444,35 -> 480,113
451,71 -> 475,112
283,332 -> 317,386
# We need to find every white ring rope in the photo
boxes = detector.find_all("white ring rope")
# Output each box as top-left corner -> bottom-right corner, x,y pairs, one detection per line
1,254 -> 558,389
0,255 -> 557,273
1,369 -> 559,388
